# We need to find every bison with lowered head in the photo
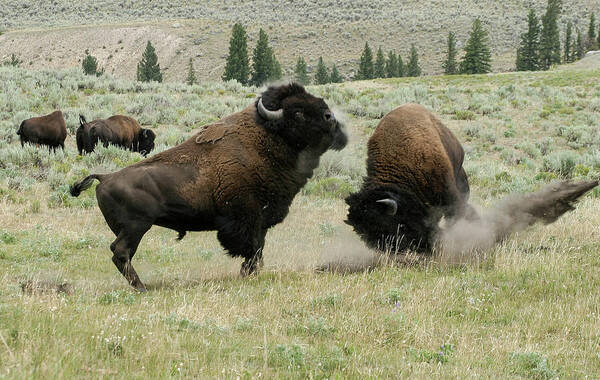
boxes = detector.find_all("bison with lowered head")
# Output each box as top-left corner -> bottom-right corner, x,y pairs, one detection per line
346,104 -> 597,255
17,110 -> 67,151
70,83 -> 347,290
76,114 -> 156,156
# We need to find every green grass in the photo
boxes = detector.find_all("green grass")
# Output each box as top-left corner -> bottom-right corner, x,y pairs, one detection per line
1,65 -> 600,378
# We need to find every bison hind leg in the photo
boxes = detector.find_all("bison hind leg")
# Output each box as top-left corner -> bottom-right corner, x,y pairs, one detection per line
109,224 -> 151,291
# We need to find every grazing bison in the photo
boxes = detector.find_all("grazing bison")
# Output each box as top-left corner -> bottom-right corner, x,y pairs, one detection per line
17,111 -> 67,151
77,115 -> 156,156
70,83 -> 347,290
346,104 -> 596,255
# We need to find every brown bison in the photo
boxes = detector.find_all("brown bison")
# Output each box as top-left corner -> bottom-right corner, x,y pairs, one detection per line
17,111 -> 67,151
345,104 -> 596,254
70,83 -> 347,291
76,115 -> 156,156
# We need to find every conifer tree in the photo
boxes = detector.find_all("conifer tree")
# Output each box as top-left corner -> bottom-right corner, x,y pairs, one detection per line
516,9 -> 541,71
186,58 -> 197,85
442,31 -> 458,75
330,64 -> 343,83
356,42 -> 374,80
386,50 -> 398,78
294,56 -> 310,85
397,54 -> 405,77
374,47 -> 386,78
597,24 -> 600,48
539,0 -> 562,70
5,53 -> 22,67
270,52 -> 282,81
460,19 -> 492,74
222,23 -> 250,85
136,41 -> 162,82
588,13 -> 597,50
250,29 -> 275,86
406,44 -> 421,77
576,29 -> 585,59
564,21 -> 573,63
82,49 -> 103,76
314,56 -> 330,85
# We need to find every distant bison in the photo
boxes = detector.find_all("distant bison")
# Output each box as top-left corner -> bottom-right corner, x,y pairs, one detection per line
77,115 -> 156,156
346,103 -> 473,252
70,83 -> 348,290
17,110 -> 67,151
346,104 -> 597,255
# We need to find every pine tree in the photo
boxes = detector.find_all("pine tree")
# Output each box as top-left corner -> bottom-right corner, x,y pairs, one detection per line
516,9 -> 541,71
564,21 -> 573,63
136,41 -> 162,82
294,56 -> 310,85
270,52 -> 282,81
356,42 -> 374,80
314,57 -> 330,85
386,50 -> 398,78
460,18 -> 492,74
576,29 -> 585,59
442,31 -> 458,75
588,13 -> 597,50
82,49 -> 103,76
330,64 -> 343,83
186,58 -> 197,85
397,54 -> 405,77
539,0 -> 562,70
374,47 -> 386,78
250,29 -> 276,87
406,44 -> 421,77
222,23 -> 250,85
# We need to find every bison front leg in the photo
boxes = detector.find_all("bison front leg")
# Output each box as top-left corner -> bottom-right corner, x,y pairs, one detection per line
217,217 -> 267,277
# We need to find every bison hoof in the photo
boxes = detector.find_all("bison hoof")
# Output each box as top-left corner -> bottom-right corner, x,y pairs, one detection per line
240,257 -> 263,277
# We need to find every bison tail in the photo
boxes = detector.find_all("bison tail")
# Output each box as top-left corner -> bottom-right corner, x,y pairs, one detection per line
69,174 -> 103,197
176,231 -> 187,241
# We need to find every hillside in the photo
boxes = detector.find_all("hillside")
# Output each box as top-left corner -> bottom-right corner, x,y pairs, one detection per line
1,0 -> 599,82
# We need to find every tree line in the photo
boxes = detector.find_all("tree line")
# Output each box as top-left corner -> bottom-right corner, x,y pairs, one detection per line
6,0 -> 596,84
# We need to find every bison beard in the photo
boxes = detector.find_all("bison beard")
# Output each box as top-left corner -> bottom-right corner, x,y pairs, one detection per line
70,83 -> 347,291
345,104 -> 596,259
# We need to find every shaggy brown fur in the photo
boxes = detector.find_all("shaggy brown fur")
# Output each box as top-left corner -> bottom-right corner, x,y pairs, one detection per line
70,83 -> 347,291
17,110 -> 67,151
77,115 -> 155,156
346,103 -> 472,252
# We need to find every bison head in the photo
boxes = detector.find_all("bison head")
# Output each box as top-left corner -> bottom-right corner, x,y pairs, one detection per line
345,185 -> 438,253
138,128 -> 156,157
256,83 -> 347,154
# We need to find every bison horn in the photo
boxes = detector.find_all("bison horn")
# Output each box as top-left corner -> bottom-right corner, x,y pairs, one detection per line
376,198 -> 398,216
257,98 -> 284,121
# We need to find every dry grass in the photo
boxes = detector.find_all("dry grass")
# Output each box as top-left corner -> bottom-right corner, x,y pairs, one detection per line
1,63 -> 600,377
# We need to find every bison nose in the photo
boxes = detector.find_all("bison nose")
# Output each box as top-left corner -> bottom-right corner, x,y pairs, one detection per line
324,110 -> 335,123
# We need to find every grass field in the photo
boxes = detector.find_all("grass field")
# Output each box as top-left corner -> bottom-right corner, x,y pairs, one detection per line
1,63 -> 600,378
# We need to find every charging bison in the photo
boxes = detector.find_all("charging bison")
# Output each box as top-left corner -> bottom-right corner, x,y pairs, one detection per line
345,103 -> 596,254
76,115 -> 156,156
70,83 -> 347,290
17,111 -> 67,151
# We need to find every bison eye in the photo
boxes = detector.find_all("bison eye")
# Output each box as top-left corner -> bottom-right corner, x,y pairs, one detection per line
294,111 -> 304,121
323,110 -> 333,122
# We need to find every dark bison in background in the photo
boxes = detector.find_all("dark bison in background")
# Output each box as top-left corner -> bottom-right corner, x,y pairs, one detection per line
76,114 -> 156,156
70,83 -> 347,291
17,110 -> 67,151
346,103 -> 596,254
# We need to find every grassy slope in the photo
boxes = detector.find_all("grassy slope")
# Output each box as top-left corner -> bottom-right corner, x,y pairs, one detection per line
1,63 -> 600,377
0,1 -> 599,82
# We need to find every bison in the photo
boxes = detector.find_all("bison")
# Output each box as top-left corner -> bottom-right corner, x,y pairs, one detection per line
70,83 -> 347,291
345,104 -> 596,254
76,115 -> 156,156
17,110 -> 67,151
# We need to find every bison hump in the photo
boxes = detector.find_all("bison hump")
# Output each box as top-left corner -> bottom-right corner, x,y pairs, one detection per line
194,122 -> 231,145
